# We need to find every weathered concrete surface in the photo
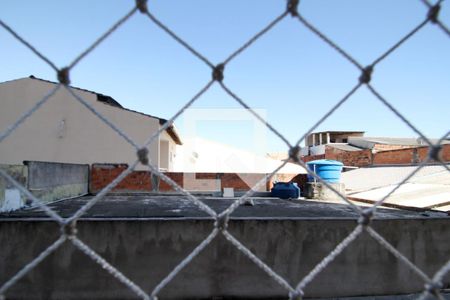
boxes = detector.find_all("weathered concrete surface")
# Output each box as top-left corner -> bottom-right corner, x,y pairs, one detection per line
0,196 -> 449,299
305,182 -> 346,200
25,161 -> 89,203
0,164 -> 27,212
321,294 -> 450,300
3,195 -> 445,219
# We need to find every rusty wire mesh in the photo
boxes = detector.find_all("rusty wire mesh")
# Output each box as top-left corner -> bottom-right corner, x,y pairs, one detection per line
0,0 -> 449,299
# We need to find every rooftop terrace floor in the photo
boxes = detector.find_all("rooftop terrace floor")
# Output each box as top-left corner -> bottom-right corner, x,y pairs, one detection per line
1,194 -> 447,220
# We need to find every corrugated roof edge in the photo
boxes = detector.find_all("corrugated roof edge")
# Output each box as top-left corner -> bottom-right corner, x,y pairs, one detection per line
7,76 -> 182,145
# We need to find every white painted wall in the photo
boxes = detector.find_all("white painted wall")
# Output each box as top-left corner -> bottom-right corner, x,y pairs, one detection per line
160,130 -> 177,171
159,140 -> 169,170
300,147 -> 309,156
1,189 -> 22,212
309,145 -> 326,156
0,78 -> 164,170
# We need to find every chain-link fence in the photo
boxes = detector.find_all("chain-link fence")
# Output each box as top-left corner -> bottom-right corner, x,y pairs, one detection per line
0,0 -> 449,299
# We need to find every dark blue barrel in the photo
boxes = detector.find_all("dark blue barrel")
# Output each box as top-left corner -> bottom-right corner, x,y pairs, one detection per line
270,182 -> 300,199
306,159 -> 343,183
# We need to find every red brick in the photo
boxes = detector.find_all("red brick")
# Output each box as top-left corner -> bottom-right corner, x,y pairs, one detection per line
90,163 -> 152,194
90,165 -> 309,194
324,147 -> 372,167
373,148 -> 415,165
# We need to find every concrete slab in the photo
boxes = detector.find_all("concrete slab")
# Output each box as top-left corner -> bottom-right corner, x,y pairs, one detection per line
1,194 -> 446,220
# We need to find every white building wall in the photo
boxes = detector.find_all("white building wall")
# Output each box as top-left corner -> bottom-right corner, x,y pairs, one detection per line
300,147 -> 309,156
160,130 -> 177,171
309,145 -> 326,156
0,78 -> 160,170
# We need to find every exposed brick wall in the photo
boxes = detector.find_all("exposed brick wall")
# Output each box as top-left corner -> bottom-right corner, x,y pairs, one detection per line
372,148 -> 416,165
89,145 -> 450,194
372,145 -> 450,165
162,173 -> 220,192
417,146 -> 429,162
324,146 -> 372,167
159,172 -> 183,192
222,173 -> 265,190
442,144 -> 450,161
90,164 -> 152,193
89,164 -> 301,194
300,144 -> 450,167
302,154 -> 325,163
162,173 -> 270,192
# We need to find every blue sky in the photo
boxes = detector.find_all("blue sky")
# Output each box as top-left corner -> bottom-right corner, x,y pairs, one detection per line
1,0 -> 449,154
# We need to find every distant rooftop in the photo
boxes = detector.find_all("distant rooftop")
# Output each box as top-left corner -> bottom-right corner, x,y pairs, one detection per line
342,164 -> 450,193
309,130 -> 365,135
306,131 -> 366,147
342,164 -> 450,212
348,136 -> 450,147
327,143 -> 364,152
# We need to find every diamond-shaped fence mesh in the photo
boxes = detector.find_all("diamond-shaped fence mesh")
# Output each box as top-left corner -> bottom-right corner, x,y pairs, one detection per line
0,0 -> 449,299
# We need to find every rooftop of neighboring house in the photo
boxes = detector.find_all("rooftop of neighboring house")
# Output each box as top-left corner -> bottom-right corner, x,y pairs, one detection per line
341,164 -> 450,212
306,129 -> 449,145
325,143 -> 365,152
1,76 -> 182,145
305,129 -> 449,151
348,136 -> 450,148
306,131 -> 365,146
308,130 -> 366,135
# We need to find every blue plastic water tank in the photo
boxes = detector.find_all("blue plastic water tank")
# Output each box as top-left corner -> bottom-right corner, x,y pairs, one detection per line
270,182 -> 300,199
306,159 -> 343,183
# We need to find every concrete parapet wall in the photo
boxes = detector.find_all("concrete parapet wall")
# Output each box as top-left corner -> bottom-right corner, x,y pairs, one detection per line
25,161 -> 89,203
0,218 -> 448,299
305,182 -> 346,200
302,154 -> 326,163
0,164 -> 27,212
1,162 -> 88,212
